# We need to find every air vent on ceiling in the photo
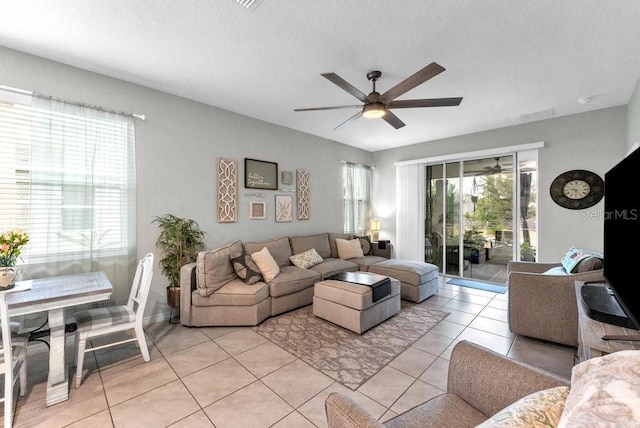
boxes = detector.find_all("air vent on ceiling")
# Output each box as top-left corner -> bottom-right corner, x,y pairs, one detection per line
235,0 -> 263,9
519,108 -> 555,123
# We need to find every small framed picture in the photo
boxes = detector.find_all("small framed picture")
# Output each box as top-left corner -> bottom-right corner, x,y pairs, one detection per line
275,195 -> 293,222
281,170 -> 294,185
249,201 -> 266,219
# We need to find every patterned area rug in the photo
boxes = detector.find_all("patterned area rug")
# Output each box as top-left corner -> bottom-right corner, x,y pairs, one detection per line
252,301 -> 449,389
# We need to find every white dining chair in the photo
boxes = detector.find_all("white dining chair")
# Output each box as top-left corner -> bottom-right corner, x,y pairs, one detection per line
0,293 -> 28,428
72,253 -> 154,388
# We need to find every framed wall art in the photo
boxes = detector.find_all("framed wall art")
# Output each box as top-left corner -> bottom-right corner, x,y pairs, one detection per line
275,194 -> 293,222
217,157 -> 238,223
249,201 -> 266,219
281,170 -> 294,185
245,158 -> 278,190
296,169 -> 310,220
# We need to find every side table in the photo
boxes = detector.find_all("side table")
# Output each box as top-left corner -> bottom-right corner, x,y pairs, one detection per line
575,281 -> 640,362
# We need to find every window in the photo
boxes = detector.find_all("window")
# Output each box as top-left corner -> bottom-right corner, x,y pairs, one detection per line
0,87 -> 136,265
343,162 -> 372,235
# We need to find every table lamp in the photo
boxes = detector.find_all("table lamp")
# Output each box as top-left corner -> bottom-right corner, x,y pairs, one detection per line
370,219 -> 381,242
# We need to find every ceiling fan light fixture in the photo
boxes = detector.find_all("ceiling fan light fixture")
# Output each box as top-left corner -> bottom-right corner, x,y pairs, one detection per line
362,103 -> 386,119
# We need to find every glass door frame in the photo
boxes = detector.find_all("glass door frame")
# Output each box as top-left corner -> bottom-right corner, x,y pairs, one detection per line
424,145 -> 540,282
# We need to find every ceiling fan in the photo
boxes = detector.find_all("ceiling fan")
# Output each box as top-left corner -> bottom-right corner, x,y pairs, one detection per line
294,62 -> 462,130
481,157 -> 511,175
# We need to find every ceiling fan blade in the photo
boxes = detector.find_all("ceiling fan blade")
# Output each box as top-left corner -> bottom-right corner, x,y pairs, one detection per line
294,105 -> 363,112
388,97 -> 463,109
382,110 -> 406,129
380,62 -> 446,103
321,73 -> 368,103
334,111 -> 363,131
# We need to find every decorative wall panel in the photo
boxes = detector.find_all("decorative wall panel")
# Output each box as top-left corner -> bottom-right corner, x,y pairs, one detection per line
297,169 -> 310,220
217,158 -> 238,223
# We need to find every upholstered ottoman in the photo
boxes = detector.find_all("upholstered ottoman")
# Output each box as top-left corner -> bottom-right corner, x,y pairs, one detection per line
368,259 -> 439,303
313,273 -> 401,334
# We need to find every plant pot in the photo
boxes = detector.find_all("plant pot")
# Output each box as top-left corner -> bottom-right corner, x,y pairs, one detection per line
0,266 -> 16,289
167,286 -> 180,308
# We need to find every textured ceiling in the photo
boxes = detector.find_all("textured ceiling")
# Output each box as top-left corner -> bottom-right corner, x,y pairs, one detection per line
1,1 -> 639,152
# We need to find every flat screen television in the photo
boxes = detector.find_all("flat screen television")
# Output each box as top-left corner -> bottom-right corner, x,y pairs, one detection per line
581,145 -> 640,330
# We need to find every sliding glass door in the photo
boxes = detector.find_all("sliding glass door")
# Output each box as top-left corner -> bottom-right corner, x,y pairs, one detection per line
425,153 -> 537,284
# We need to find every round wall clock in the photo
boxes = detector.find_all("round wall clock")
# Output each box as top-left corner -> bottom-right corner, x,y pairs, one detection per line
549,170 -> 604,210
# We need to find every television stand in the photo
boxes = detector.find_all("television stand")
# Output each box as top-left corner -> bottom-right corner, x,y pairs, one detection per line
601,334 -> 640,341
575,282 -> 640,362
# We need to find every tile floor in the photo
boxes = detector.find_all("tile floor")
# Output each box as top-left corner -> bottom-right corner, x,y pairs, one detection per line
8,277 -> 576,427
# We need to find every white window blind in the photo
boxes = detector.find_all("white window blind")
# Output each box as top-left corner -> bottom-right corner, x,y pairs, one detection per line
0,88 -> 136,269
343,162 -> 372,235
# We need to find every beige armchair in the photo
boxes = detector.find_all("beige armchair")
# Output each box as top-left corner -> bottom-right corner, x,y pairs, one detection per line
507,260 -> 603,347
325,340 -> 569,427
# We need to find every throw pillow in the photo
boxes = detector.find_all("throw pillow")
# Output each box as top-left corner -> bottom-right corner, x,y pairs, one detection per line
290,248 -> 323,269
335,238 -> 365,260
476,386 -> 570,428
575,256 -> 603,273
251,247 -> 280,282
558,350 -> 640,427
561,247 -> 603,273
229,251 -> 263,285
355,235 -> 372,256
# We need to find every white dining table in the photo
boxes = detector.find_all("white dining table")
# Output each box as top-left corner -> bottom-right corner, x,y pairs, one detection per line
4,271 -> 113,406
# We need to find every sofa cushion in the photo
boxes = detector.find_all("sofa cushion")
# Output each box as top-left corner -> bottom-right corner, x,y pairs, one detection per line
329,233 -> 352,258
349,255 -> 388,272
196,240 -> 243,297
559,350 -> 640,427
542,266 -> 570,276
336,238 -> 365,260
309,258 -> 358,279
191,278 -> 269,307
561,247 -> 603,273
290,233 -> 332,259
476,386 -> 569,427
267,265 -> 320,297
251,247 -> 280,282
290,248 -> 323,269
230,251 -> 263,285
369,259 -> 438,286
243,236 -> 292,267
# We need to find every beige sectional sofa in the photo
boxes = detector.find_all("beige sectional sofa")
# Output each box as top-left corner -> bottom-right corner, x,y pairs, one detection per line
179,232 -> 394,327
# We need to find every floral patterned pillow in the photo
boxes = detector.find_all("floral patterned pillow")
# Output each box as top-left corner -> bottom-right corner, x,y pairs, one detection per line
477,386 -> 570,427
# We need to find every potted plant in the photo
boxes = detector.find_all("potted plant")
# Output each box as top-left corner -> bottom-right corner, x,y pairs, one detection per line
520,241 -> 536,262
463,229 -> 487,264
152,214 -> 206,309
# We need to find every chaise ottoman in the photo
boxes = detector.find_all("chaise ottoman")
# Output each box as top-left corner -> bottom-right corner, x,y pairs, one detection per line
313,272 -> 401,334
368,259 -> 439,303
